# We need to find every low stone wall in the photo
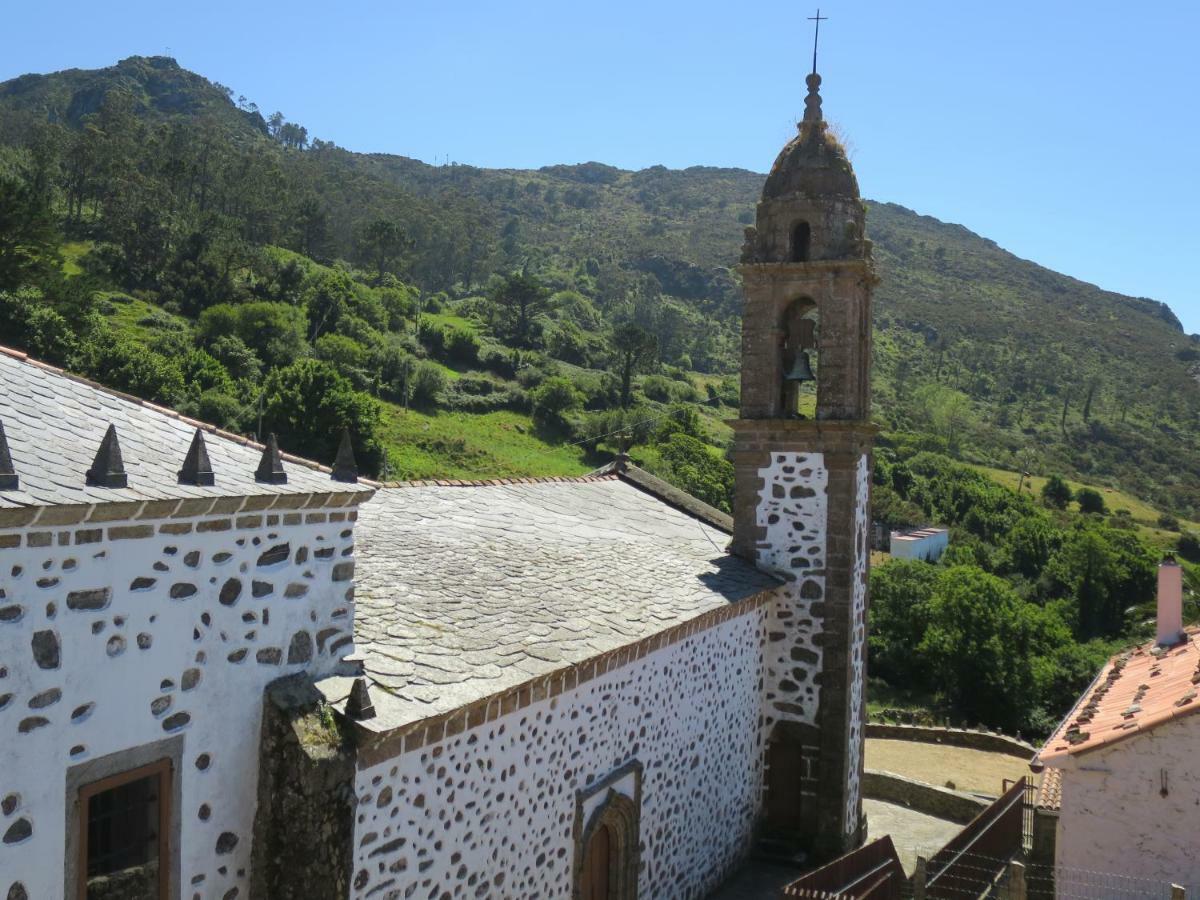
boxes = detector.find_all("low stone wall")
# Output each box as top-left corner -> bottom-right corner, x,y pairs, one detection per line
863,770 -> 989,824
866,723 -> 1037,760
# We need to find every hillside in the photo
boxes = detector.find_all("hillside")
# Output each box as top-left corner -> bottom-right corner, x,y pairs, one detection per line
0,56 -> 1198,517
2,55 -> 1199,735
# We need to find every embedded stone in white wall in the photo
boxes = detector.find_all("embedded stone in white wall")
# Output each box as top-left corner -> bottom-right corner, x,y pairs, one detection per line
844,452 -> 870,834
757,452 -> 828,726
350,611 -> 768,900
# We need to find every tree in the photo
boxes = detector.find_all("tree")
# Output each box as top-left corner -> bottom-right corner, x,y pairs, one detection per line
490,271 -> 551,348
1076,488 -> 1107,515
655,433 -> 735,513
0,175 -> 59,291
608,322 -> 658,408
868,560 -> 940,685
1041,475 -> 1073,509
919,566 -> 1070,731
356,219 -> 409,282
294,196 -> 327,257
259,359 -> 383,474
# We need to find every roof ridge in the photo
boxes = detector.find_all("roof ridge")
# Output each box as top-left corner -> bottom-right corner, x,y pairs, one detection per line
0,342 -> 335,476
367,473 -> 619,489
591,461 -> 734,535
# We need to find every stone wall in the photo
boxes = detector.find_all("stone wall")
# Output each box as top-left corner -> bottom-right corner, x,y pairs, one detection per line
250,674 -> 356,900
864,724 -> 1037,760
756,451 -> 828,728
861,771 -> 988,825
0,499 -> 361,900
843,452 -> 870,836
349,608 -> 768,900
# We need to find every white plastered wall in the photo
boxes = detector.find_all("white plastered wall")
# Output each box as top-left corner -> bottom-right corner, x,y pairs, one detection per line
1055,713 -> 1200,896
350,608 -> 768,900
0,505 -> 357,900
843,451 -> 869,834
756,452 -> 827,727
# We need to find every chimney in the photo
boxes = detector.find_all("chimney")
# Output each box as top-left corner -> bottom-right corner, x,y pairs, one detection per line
1157,554 -> 1184,647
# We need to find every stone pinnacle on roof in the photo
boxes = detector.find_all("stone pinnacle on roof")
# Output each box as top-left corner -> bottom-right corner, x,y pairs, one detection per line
178,428 -> 215,486
346,676 -> 376,720
85,424 -> 128,489
254,433 -> 287,485
801,72 -> 823,128
0,419 -> 17,490
331,428 -> 358,484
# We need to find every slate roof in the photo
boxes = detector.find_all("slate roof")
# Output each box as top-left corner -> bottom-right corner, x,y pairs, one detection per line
0,346 -> 371,509
1035,627 -> 1200,765
349,475 -> 779,731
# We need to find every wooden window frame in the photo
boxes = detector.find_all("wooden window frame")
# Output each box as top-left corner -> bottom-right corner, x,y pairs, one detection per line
77,757 -> 172,900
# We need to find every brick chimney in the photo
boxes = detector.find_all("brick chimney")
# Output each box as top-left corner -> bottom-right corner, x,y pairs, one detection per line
1157,554 -> 1184,647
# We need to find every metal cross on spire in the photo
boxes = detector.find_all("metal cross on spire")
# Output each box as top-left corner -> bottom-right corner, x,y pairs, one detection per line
808,8 -> 828,75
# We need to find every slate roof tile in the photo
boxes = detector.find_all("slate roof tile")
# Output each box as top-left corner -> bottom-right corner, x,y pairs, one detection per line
0,346 -> 372,508
353,479 -> 778,730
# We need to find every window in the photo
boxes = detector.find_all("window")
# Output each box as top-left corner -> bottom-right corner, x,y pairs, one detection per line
77,759 -> 171,900
791,221 -> 811,262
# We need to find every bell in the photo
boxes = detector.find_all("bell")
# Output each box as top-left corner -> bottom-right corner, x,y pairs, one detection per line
784,350 -> 816,383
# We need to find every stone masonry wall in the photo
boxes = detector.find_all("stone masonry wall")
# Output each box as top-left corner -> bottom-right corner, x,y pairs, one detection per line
349,609 -> 768,900
0,501 -> 360,900
756,451 -> 828,729
843,451 -> 870,836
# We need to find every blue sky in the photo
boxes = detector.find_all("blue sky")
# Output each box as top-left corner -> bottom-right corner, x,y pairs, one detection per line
5,0 -> 1199,330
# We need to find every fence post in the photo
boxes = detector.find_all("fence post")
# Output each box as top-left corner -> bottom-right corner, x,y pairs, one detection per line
1001,861 -> 1027,900
1170,886 -> 1185,900
912,857 -> 927,900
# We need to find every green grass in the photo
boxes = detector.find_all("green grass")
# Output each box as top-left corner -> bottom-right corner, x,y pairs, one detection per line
60,241 -> 92,276
968,462 -> 1197,548
98,292 -> 190,345
378,405 -> 595,481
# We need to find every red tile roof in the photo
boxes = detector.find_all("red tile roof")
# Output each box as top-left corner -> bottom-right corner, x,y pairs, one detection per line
1036,767 -> 1062,812
1037,628 -> 1200,764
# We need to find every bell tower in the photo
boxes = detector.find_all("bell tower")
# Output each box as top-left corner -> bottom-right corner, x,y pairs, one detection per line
733,70 -> 875,858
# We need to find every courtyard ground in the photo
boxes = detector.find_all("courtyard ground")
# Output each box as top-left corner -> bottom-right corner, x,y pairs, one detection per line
865,738 -> 1034,796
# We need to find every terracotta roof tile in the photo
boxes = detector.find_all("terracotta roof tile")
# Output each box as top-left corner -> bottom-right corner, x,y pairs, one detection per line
1037,628 -> 1200,764
1036,767 -> 1062,811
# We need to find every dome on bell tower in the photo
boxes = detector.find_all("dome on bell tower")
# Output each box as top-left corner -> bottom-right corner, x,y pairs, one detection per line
762,74 -> 859,202
741,71 -> 867,266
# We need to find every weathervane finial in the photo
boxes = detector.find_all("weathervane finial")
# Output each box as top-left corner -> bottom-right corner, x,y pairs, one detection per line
808,8 -> 828,76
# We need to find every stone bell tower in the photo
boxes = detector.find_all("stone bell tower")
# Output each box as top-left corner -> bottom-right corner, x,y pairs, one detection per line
732,70 -> 875,858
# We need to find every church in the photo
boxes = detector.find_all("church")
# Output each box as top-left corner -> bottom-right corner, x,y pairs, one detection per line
0,68 -> 875,900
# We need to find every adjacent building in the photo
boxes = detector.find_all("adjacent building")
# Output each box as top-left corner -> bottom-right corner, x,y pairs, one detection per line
888,527 -> 949,563
1032,558 -> 1200,897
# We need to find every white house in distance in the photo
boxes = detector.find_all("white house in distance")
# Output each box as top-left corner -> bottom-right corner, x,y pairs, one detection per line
1031,557 -> 1200,897
888,526 -> 949,562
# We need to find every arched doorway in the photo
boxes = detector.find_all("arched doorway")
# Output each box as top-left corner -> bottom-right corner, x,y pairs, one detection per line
580,822 -> 614,900
575,790 -> 638,900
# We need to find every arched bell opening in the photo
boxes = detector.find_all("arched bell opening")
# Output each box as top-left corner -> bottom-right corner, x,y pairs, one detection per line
791,221 -> 812,262
780,298 -> 819,418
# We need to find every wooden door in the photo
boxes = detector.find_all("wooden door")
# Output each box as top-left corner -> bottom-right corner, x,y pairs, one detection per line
765,739 -> 804,831
581,823 -> 612,900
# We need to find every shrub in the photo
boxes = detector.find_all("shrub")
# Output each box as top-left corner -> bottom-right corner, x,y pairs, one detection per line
1041,475 -> 1073,509
531,376 -> 582,427
408,362 -> 446,408
1178,532 -> 1200,563
444,328 -> 481,365
1076,488 -> 1107,515
1158,512 -> 1182,531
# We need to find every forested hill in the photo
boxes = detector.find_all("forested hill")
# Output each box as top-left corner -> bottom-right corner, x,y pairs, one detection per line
2,55 -> 1199,518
